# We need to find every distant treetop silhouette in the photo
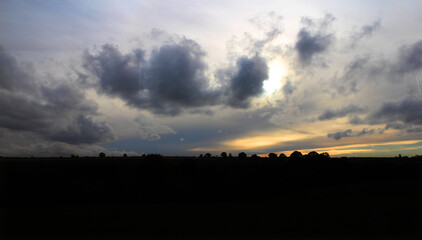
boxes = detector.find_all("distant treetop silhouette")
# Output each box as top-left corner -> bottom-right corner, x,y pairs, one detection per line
238,152 -> 247,159
290,151 -> 302,159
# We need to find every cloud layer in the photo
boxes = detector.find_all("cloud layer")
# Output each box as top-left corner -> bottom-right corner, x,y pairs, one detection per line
84,40 -> 270,114
0,47 -> 114,145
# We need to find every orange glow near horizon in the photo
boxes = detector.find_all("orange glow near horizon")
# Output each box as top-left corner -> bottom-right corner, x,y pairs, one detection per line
222,130 -> 310,150
191,137 -> 421,157
275,140 -> 422,157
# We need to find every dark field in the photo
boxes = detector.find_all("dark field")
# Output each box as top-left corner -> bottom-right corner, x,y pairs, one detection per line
1,156 -> 421,239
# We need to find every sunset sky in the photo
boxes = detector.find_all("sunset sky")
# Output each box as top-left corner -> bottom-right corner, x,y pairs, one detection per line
1,0 -> 421,157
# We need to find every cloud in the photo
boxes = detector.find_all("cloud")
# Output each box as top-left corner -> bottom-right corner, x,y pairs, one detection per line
395,40 -> 422,73
84,40 -> 224,115
84,40 -> 271,113
249,12 -> 283,53
0,47 -> 114,145
327,128 -> 374,140
348,97 -> 422,133
295,14 -> 335,66
369,97 -> 422,126
349,115 -> 365,125
407,127 -> 422,133
134,114 -> 175,141
327,129 -> 352,140
226,55 -> 269,108
82,44 -> 144,100
350,21 -> 381,47
356,128 -> 375,137
282,79 -> 295,96
318,104 -> 365,121
49,115 -> 114,144
141,40 -> 220,113
385,122 -> 405,130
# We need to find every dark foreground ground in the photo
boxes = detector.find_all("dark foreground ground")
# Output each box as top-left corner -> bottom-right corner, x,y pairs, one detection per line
0,156 -> 421,239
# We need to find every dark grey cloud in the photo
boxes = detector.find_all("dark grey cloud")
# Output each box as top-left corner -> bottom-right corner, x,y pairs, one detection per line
356,128 -> 375,137
282,79 -> 295,96
369,97 -> 422,125
349,97 -> 422,133
82,44 -> 144,100
142,41 -> 220,113
295,29 -> 333,65
395,40 -> 422,73
84,40 -> 270,113
50,115 -> 114,144
0,46 -> 38,93
407,127 -> 422,133
350,21 -> 381,47
226,55 -> 269,108
84,40 -> 226,115
318,104 -> 365,121
295,15 -> 334,66
0,47 -> 114,144
327,129 -> 352,140
385,122 -> 406,130
327,128 -> 374,140
349,115 -> 365,125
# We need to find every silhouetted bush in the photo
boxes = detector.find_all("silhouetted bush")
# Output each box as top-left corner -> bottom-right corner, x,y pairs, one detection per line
279,153 -> 287,159
251,154 -> 260,159
320,152 -> 330,158
268,153 -> 277,159
204,153 -> 212,158
123,153 -> 128,158
228,153 -> 233,158
99,152 -> 106,158
221,152 -> 227,158
238,152 -> 247,159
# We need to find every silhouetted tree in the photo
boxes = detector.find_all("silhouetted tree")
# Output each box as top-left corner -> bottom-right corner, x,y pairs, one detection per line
268,153 -> 277,159
123,153 -> 128,158
290,151 -> 302,159
221,152 -> 228,158
228,153 -> 233,158
204,153 -> 212,158
238,152 -> 247,159
320,152 -> 330,158
99,152 -> 106,158
307,151 -> 318,158
251,154 -> 260,159
199,154 -> 203,158
279,153 -> 287,159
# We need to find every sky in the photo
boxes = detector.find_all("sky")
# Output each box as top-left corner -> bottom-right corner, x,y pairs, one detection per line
1,0 -> 422,157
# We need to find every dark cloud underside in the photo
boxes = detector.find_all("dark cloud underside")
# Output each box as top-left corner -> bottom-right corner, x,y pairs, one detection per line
327,129 -> 352,140
84,40 -> 269,114
0,47 -> 114,144
318,104 -> 365,121
227,55 -> 269,108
